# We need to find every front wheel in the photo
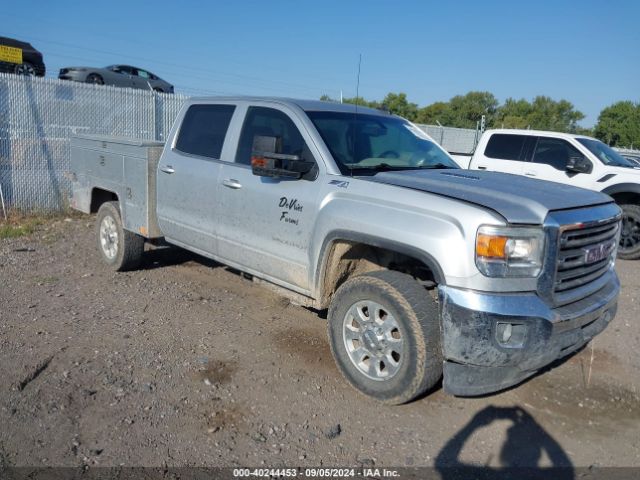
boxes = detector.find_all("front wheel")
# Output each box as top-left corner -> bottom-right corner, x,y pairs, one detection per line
618,204 -> 640,260
14,62 -> 36,76
95,201 -> 144,271
86,73 -> 104,85
327,270 -> 442,405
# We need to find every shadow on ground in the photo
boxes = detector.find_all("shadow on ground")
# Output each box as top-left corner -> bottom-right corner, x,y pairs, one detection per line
435,406 -> 574,480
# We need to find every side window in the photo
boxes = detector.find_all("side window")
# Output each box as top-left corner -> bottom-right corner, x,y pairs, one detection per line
136,69 -> 150,79
484,134 -> 530,161
236,107 -> 309,165
174,104 -> 236,159
532,138 -> 584,171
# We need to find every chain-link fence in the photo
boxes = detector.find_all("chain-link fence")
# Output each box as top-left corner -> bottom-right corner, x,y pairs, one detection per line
0,73 -> 187,212
416,124 -> 481,155
2,73 -> 637,213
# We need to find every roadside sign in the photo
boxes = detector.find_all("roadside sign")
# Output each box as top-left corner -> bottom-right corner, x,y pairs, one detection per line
0,45 -> 23,64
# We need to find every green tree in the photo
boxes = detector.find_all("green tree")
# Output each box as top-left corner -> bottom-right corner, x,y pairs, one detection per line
380,92 -> 419,121
495,96 -> 585,132
415,101 -> 452,125
594,101 -> 640,147
446,91 -> 499,128
340,96 -> 381,109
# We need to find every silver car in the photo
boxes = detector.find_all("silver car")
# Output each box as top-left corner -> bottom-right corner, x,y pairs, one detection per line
58,64 -> 173,93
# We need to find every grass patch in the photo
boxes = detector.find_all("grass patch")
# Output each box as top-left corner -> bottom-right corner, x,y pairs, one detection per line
32,275 -> 59,285
0,213 -> 47,240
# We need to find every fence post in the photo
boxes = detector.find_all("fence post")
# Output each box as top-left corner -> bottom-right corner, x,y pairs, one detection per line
0,182 -> 7,221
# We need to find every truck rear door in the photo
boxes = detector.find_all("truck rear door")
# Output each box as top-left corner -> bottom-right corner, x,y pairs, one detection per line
215,104 -> 322,293
470,133 -> 534,176
156,103 -> 236,254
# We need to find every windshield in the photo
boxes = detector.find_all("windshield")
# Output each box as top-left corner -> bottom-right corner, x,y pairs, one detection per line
306,111 -> 459,174
577,138 -> 637,168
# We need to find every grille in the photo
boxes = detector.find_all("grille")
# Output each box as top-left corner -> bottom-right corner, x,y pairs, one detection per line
555,217 -> 620,294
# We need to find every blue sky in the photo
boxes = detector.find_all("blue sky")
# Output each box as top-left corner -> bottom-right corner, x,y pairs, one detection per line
4,0 -> 639,126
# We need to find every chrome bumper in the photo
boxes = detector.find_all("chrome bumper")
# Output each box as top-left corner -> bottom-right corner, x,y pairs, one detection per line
438,269 -> 619,396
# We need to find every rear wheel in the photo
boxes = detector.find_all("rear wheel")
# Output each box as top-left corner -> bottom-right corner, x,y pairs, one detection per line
86,73 -> 104,85
14,62 -> 36,76
618,204 -> 640,260
327,270 -> 442,405
95,201 -> 144,271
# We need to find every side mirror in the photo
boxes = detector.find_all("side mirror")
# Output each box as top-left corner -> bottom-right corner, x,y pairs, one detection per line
250,135 -> 314,179
566,156 -> 592,174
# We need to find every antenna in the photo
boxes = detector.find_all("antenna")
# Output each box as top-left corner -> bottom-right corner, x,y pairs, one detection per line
355,53 -> 362,111
351,54 -> 362,178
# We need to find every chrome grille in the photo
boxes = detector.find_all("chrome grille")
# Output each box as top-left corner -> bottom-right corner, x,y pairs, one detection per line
555,218 -> 619,294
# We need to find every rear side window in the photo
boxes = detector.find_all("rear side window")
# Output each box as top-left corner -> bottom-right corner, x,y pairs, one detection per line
484,134 -> 530,161
175,104 -> 236,159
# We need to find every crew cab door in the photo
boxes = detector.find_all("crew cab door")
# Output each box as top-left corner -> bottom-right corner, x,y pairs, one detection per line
469,133 -> 533,176
522,137 -> 595,189
156,103 -> 236,254
216,105 -> 322,293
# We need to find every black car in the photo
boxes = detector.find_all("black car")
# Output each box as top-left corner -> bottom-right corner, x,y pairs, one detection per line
0,36 -> 45,77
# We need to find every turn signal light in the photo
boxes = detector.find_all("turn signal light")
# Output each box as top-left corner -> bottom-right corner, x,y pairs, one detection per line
476,234 -> 508,258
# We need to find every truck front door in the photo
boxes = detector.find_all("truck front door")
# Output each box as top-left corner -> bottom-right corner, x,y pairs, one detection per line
523,136 -> 595,189
216,105 -> 321,294
156,103 -> 236,255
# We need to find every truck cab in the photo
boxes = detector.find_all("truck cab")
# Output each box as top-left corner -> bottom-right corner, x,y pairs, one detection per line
468,129 -> 640,259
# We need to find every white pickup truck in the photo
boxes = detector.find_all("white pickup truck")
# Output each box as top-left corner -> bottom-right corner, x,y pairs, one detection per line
453,129 -> 640,259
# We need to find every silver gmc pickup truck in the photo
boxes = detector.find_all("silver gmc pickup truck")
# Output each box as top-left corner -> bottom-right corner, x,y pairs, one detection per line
69,97 -> 621,404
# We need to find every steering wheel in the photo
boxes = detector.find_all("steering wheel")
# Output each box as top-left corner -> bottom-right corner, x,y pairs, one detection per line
380,150 -> 400,159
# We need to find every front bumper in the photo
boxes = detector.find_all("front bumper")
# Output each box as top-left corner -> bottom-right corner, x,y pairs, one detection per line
439,269 -> 619,396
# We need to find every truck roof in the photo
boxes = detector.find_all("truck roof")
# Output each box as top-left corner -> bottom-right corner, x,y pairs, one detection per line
188,96 -> 392,116
485,128 -> 595,141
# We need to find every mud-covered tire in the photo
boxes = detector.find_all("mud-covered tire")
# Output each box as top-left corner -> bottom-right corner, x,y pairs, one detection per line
618,204 -> 640,260
95,201 -> 144,271
327,270 -> 442,405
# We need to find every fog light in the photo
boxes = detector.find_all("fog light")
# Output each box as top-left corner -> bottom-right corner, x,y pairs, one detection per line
499,323 -> 512,343
496,322 -> 526,348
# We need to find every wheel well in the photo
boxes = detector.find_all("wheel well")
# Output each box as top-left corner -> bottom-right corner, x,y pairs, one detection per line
90,188 -> 118,213
317,240 -> 438,309
610,192 -> 640,206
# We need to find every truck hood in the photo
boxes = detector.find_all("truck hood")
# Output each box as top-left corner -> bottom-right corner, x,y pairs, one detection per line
363,169 -> 612,224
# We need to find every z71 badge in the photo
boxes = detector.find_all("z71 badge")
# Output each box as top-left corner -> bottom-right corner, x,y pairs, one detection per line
329,180 -> 349,188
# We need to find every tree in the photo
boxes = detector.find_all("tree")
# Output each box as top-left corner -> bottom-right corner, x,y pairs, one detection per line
380,92 -> 419,121
594,101 -> 640,147
415,101 -> 452,125
447,91 -> 499,128
494,96 -> 585,132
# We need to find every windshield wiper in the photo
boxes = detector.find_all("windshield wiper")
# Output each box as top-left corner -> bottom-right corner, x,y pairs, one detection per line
415,163 -> 458,169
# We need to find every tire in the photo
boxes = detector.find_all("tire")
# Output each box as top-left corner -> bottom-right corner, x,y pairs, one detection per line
618,204 -> 640,260
86,73 -> 104,85
14,62 -> 36,76
153,87 -> 164,93
95,201 -> 144,271
327,270 -> 442,405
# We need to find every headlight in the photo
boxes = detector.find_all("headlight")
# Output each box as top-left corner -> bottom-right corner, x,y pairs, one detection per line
476,225 -> 545,277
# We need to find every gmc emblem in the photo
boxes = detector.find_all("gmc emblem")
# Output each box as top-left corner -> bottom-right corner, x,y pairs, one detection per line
584,243 -> 611,263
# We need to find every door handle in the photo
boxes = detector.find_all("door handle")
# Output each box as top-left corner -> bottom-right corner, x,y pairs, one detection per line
477,165 -> 487,170
524,171 -> 537,177
222,178 -> 242,189
160,165 -> 175,174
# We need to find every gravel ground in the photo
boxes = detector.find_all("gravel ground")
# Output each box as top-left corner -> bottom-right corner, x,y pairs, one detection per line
0,216 -> 639,470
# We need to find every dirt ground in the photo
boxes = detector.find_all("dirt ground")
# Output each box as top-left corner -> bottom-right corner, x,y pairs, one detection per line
0,216 -> 639,471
